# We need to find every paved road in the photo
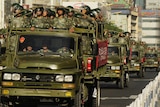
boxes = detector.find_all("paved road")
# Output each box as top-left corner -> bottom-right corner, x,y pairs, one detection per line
100,69 -> 159,107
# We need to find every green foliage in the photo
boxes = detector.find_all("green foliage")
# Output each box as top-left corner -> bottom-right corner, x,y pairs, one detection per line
104,22 -> 123,32
0,28 -> 7,34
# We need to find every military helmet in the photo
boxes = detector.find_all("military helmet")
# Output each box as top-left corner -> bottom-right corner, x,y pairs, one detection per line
47,9 -> 56,17
57,7 -> 65,12
89,9 -> 98,18
67,6 -> 74,9
11,3 -> 20,9
94,8 -> 101,13
67,6 -> 74,13
81,5 -> 91,14
56,7 -> 65,15
11,3 -> 21,13
16,5 -> 24,10
34,7 -> 44,13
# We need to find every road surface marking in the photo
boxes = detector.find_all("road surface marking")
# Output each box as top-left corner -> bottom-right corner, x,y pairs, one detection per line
101,95 -> 138,100
132,79 -> 153,81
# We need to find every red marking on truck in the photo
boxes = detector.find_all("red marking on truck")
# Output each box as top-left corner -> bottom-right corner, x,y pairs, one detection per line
96,40 -> 108,68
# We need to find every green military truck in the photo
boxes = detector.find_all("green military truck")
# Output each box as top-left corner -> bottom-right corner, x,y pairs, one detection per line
0,16 -> 108,107
100,32 -> 129,89
143,47 -> 159,72
127,40 -> 145,77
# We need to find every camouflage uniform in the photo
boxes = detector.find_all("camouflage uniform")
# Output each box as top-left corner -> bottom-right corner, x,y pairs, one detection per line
9,5 -> 31,28
11,16 -> 31,28
67,17 -> 79,28
53,17 -> 69,29
74,14 -> 93,28
31,17 -> 50,29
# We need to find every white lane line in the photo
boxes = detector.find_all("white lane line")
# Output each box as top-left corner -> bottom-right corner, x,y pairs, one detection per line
132,79 -> 153,81
101,95 -> 138,100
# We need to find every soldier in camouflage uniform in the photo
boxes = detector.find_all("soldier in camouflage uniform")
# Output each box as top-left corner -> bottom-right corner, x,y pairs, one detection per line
31,7 -> 50,29
73,5 -> 93,29
10,5 -> 31,28
52,7 -> 69,29
66,6 -> 78,28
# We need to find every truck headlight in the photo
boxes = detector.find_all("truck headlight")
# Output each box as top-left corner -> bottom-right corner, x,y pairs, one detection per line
134,64 -> 140,66
111,66 -> 120,70
3,73 -> 12,80
115,66 -> 120,70
12,73 -> 21,80
154,62 -> 158,64
55,75 -> 64,82
111,66 -> 115,70
64,75 -> 73,82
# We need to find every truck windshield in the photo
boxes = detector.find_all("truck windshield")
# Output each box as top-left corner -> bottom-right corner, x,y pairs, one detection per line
132,51 -> 138,57
18,35 -> 75,56
145,53 -> 157,58
108,46 -> 119,56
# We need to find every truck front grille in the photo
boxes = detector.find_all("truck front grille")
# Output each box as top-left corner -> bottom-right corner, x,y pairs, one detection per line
21,73 -> 55,82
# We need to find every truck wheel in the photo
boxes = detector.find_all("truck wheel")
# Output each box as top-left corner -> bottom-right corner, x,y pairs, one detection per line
92,80 -> 100,107
124,73 -> 129,87
141,68 -> 145,77
118,74 -> 124,89
73,90 -> 82,107
0,103 -> 9,107
155,67 -> 158,72
71,84 -> 83,107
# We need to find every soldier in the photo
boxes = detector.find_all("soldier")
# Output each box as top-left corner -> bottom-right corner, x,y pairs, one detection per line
23,45 -> 34,52
31,7 -> 50,30
52,7 -> 69,29
38,45 -> 52,53
42,8 -> 52,28
10,5 -> 30,28
66,6 -> 79,31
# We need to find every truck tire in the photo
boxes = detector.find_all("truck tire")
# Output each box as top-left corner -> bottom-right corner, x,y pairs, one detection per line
92,80 -> 100,107
70,84 -> 83,107
0,104 -> 9,107
73,91 -> 82,107
138,68 -> 145,78
124,73 -> 129,87
118,74 -> 124,89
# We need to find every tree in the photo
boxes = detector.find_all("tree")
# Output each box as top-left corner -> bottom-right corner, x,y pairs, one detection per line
104,22 -> 123,32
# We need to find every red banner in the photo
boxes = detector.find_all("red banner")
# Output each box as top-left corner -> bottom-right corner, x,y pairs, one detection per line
97,40 -> 108,67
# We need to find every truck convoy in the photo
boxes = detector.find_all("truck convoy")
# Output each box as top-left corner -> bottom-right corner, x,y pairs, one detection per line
0,5 -> 108,107
0,3 -> 157,107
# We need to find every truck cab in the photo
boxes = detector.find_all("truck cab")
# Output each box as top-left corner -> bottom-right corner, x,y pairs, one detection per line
143,47 -> 159,72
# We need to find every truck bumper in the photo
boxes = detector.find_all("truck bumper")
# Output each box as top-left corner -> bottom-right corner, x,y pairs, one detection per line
143,65 -> 158,68
128,67 -> 140,72
2,88 -> 75,98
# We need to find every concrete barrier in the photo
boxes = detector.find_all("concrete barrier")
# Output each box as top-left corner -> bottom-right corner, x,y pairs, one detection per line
126,72 -> 160,107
